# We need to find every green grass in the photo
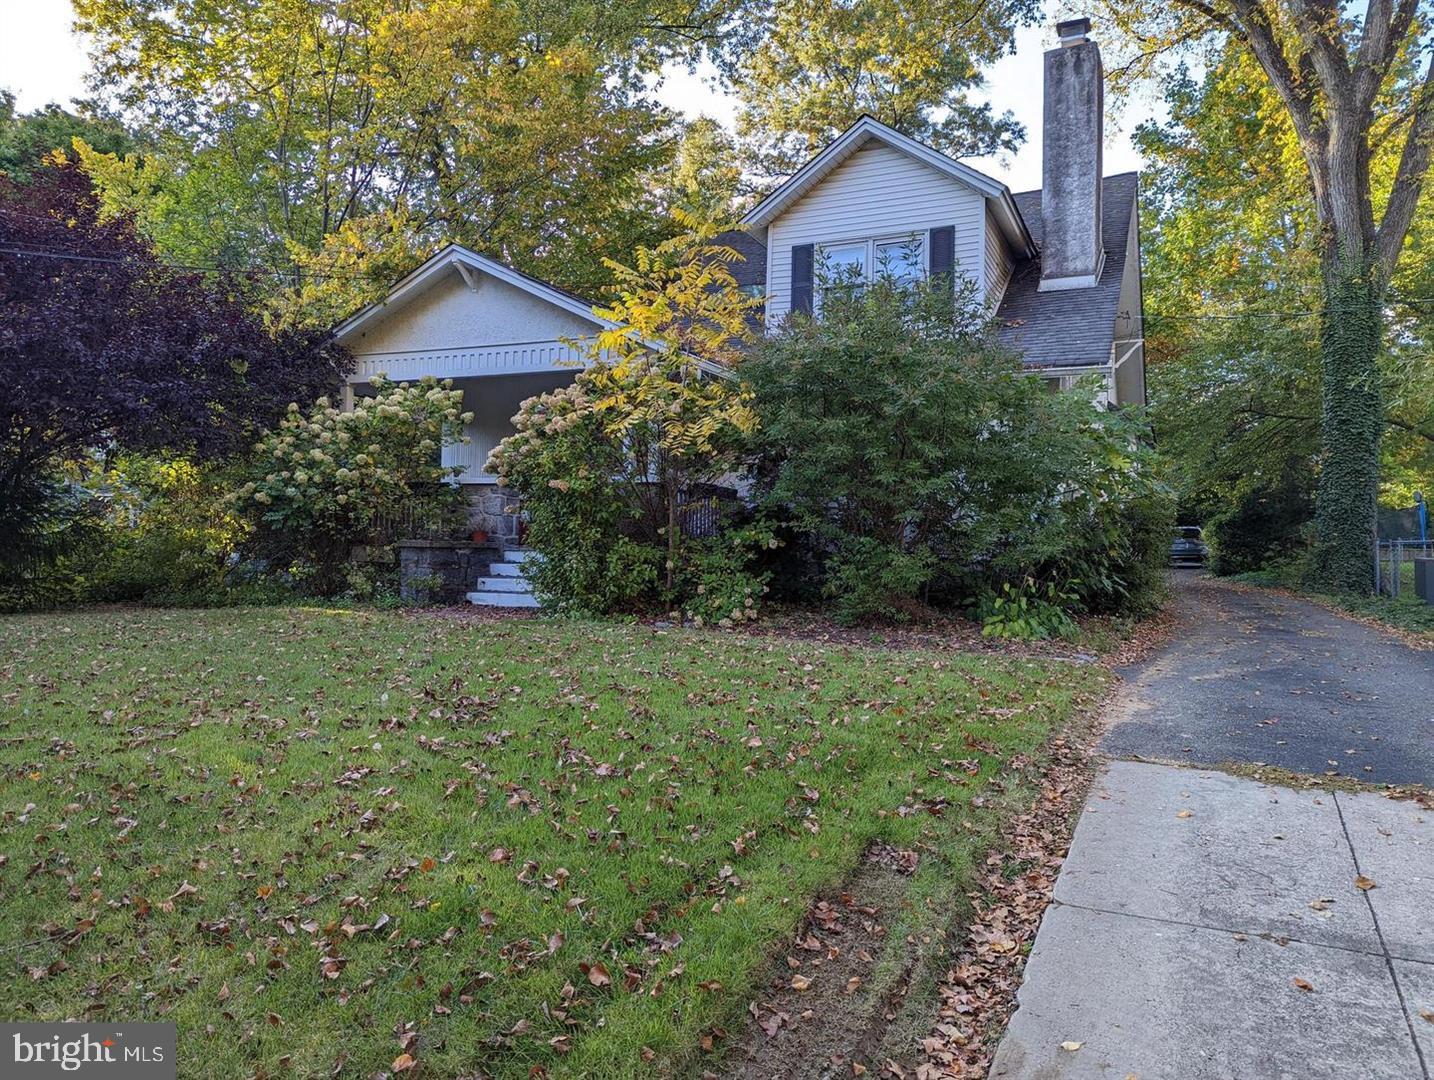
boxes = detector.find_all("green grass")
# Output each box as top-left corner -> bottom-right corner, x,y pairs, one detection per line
0,607 -> 1103,1078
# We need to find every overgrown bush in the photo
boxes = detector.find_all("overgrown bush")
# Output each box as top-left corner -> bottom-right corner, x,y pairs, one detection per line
971,578 -> 1080,641
746,277 -> 1173,623
233,375 -> 471,594
822,538 -> 937,625
81,455 -> 246,604
1207,463 -> 1316,575
678,522 -> 778,627
0,472 -> 105,613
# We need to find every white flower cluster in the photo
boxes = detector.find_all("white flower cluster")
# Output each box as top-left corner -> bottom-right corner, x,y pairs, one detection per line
237,375 -> 473,524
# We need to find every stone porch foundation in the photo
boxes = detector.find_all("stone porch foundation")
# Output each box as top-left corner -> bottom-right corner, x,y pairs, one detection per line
464,485 -> 524,548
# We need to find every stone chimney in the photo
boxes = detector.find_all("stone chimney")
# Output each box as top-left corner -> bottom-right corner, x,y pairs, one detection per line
1039,17 -> 1104,291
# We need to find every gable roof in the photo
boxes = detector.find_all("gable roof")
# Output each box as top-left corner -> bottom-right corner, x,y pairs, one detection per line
332,242 -> 733,378
739,115 -> 1037,259
333,243 -> 607,344
995,172 -> 1139,370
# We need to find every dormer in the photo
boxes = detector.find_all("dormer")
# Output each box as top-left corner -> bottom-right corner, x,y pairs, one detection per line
738,116 -> 1036,323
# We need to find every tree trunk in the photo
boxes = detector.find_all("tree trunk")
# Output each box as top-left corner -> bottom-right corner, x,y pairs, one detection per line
1309,253 -> 1383,593
663,454 -> 680,601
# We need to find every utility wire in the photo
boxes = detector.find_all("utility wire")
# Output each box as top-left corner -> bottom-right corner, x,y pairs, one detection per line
0,244 -> 370,282
6,244 -> 1434,318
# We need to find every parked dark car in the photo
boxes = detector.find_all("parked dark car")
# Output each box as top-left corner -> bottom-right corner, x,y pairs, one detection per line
1170,526 -> 1208,568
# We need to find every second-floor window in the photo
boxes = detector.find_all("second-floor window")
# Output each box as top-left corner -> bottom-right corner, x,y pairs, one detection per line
818,235 -> 925,305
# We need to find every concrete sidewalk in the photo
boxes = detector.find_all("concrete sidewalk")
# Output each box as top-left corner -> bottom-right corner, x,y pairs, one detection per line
991,761 -> 1433,1079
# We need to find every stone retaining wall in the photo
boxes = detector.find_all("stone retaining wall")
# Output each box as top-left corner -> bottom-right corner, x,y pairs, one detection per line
397,541 -> 497,603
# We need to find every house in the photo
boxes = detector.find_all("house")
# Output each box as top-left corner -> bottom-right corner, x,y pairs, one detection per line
333,17 -> 1144,553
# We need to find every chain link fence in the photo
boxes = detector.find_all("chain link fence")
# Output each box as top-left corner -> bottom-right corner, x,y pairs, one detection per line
1374,539 -> 1434,598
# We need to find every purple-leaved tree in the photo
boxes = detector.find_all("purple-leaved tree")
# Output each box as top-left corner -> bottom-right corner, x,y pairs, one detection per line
0,161 -> 350,556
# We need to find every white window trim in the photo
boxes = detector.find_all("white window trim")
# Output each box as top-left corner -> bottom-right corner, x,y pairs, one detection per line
814,233 -> 928,315
817,233 -> 928,284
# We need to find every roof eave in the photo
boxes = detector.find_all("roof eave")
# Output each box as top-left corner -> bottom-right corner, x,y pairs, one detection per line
333,244 -> 611,344
740,115 -> 1007,228
331,244 -> 730,379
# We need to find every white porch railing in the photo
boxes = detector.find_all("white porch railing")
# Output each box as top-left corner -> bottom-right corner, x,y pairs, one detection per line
349,339 -> 592,383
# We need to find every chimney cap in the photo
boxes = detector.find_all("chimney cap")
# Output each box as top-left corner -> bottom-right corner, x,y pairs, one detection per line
1056,17 -> 1092,45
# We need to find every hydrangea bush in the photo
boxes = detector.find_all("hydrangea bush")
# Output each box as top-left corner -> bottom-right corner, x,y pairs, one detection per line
235,375 -> 472,592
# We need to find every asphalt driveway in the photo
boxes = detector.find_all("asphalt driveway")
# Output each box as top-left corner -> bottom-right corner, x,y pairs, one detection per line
1103,573 -> 1434,786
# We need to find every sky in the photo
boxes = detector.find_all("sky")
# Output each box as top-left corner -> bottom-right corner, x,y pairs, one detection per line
2,0 -> 1155,194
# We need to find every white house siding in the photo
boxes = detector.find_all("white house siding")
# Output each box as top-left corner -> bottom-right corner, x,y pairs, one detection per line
344,271 -> 599,361
764,142 -> 986,320
983,210 -> 1014,307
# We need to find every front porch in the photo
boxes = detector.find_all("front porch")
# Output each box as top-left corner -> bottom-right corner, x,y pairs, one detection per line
350,368 -> 578,544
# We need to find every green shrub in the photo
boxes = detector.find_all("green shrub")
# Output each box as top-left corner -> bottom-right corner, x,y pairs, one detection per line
233,375 -> 471,595
745,277 -> 1174,623
80,456 -> 245,604
0,472 -> 105,612
822,538 -> 936,625
972,578 -> 1080,641
679,522 -> 778,627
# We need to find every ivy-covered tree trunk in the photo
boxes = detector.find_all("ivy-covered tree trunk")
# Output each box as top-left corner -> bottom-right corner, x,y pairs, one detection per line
1310,256 -> 1383,593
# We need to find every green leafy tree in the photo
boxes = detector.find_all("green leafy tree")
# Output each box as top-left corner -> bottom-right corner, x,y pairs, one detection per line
487,221 -> 761,613
1137,44 -> 1434,557
70,0 -> 735,307
660,117 -> 749,220
0,92 -> 134,180
1096,1 -> 1434,591
733,0 -> 1037,178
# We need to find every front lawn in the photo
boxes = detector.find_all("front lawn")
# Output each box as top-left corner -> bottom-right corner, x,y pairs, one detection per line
0,608 -> 1103,1077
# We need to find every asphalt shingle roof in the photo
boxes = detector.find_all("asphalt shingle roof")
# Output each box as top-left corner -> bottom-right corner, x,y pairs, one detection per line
996,172 -> 1139,369
712,229 -> 768,289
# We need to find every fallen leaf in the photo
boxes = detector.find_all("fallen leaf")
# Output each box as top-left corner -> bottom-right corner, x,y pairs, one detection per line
1418,1008 -> 1433,1024
791,974 -> 813,991
1175,809 -> 1193,819
1355,874 -> 1376,891
1060,1041 -> 1082,1052
1292,977 -> 1314,992
392,1053 -> 416,1072
583,961 -> 611,987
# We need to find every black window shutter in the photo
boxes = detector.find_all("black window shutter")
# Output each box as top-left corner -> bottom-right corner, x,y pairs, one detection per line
929,226 -> 955,289
790,244 -> 815,314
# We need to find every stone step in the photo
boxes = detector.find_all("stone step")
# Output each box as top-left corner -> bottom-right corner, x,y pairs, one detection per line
502,548 -> 538,564
475,576 -> 531,593
466,591 -> 540,608
488,562 -> 525,577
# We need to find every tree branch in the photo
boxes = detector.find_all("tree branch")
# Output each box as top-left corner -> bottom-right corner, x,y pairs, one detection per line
1223,0 -> 1325,154
1355,0 -> 1420,109
1376,49 -> 1434,273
